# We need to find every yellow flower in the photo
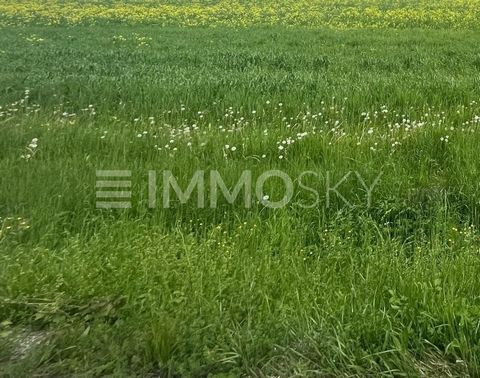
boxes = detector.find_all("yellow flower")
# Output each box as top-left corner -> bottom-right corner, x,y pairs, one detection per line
0,0 -> 478,29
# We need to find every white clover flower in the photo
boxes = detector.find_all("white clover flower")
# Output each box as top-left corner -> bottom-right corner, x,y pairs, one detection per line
28,138 -> 38,149
230,146 -> 237,151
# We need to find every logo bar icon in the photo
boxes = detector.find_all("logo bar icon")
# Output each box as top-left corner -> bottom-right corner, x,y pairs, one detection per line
96,170 -> 132,209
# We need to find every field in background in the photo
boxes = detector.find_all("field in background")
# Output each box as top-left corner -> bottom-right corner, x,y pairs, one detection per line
1,0 -> 480,28
1,2 -> 480,377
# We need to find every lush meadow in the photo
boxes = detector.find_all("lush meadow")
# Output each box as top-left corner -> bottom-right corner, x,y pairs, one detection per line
1,1 -> 480,376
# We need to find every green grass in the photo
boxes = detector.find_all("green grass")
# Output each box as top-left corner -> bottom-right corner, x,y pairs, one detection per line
1,25 -> 480,376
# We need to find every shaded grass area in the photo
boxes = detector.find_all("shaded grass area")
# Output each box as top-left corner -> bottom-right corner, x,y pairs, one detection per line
0,26 -> 480,375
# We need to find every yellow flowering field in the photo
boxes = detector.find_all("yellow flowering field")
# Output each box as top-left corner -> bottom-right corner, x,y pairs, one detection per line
0,0 -> 479,28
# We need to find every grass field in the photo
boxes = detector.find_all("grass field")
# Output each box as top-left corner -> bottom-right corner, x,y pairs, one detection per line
1,1 -> 480,376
